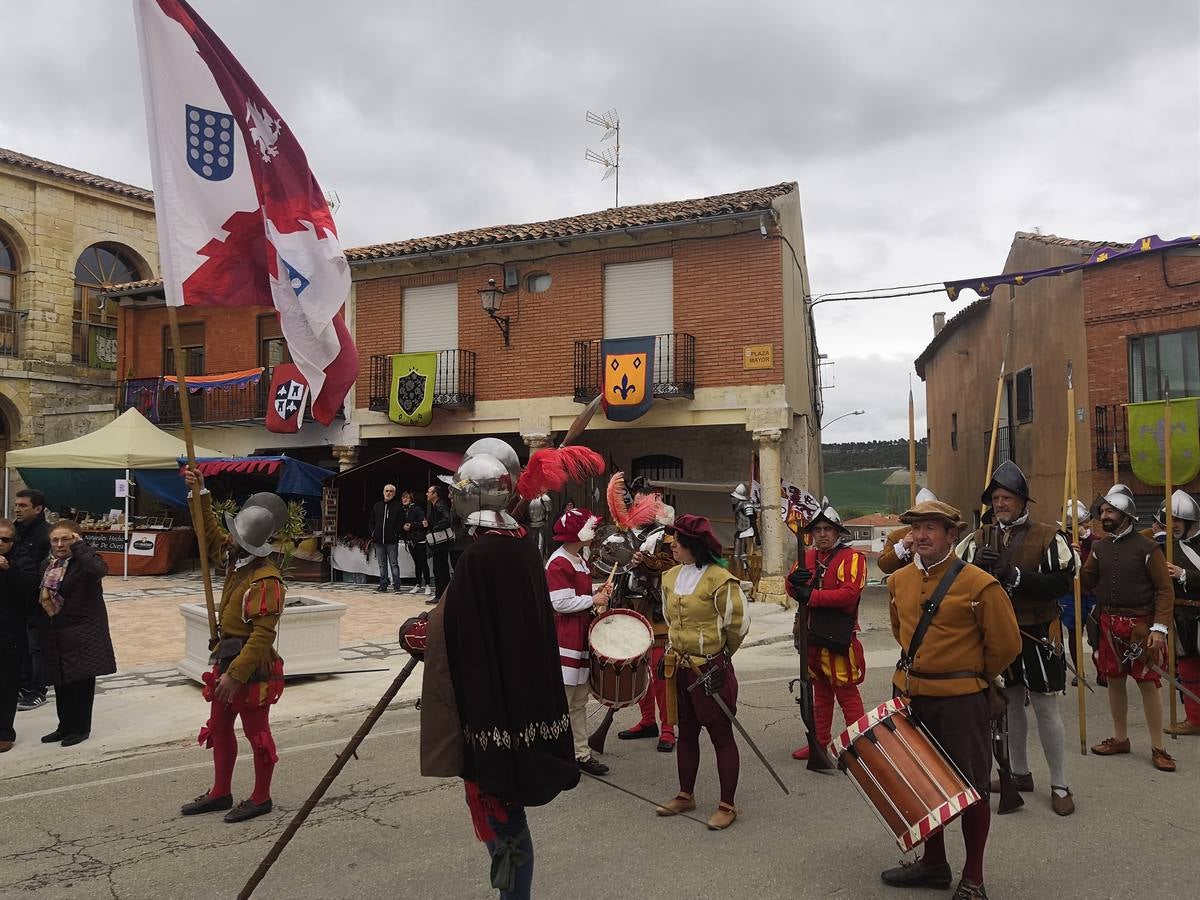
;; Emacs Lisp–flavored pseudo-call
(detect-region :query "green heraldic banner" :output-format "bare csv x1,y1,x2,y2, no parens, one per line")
1127,398,1200,486
389,353,438,426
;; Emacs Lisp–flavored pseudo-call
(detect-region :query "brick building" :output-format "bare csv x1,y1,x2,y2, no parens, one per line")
0,148,159,500
111,182,821,601
918,231,1200,523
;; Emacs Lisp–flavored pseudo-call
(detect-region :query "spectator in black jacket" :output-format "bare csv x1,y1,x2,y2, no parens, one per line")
12,489,51,711
400,489,431,596
424,483,453,603
0,517,34,752
369,485,404,593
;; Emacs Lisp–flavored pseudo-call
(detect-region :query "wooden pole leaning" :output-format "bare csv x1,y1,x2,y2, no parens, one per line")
980,366,1006,522
1067,362,1087,754
1163,379,1178,735
167,304,218,643
908,386,917,507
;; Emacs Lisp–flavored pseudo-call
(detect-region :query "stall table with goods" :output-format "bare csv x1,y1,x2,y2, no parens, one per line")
79,521,196,576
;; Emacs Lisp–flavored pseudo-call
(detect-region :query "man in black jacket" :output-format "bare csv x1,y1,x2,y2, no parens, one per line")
0,517,34,751
369,484,403,593
12,489,50,711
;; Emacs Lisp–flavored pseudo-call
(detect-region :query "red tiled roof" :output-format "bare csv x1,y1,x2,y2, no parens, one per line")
103,182,798,295
344,182,797,261
1013,231,1130,253
0,147,153,203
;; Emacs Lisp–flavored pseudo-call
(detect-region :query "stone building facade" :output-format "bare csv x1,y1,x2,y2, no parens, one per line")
0,148,158,498
918,231,1200,523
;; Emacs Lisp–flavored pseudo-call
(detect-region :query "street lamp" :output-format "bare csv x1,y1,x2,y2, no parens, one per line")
824,409,865,428
478,278,510,346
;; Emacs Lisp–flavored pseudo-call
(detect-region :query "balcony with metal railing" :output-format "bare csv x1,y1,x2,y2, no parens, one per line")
0,309,19,358
368,349,476,412
1094,404,1127,471
117,370,346,425
573,332,696,403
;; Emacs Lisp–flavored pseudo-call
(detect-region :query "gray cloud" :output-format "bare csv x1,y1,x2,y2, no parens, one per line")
2,0,1196,440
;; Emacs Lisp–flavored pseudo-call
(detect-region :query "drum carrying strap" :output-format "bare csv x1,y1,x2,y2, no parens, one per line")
897,558,966,683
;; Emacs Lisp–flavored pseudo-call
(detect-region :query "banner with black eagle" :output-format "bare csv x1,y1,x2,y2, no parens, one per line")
601,335,655,422
389,353,437,426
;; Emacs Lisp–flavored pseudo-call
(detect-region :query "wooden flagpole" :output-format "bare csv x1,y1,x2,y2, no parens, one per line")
908,383,917,507
1067,362,1087,754
167,305,218,643
980,354,1008,521
1163,377,1178,735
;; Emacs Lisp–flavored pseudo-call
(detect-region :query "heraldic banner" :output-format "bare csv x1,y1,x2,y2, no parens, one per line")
390,353,438,426
1127,398,1200,486
266,363,309,434
601,335,655,422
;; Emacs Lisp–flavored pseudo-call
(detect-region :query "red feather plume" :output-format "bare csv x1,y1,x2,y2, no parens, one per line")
607,472,631,529
625,492,665,529
517,445,607,500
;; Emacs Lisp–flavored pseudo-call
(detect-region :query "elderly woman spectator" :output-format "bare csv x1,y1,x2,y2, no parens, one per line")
36,520,116,747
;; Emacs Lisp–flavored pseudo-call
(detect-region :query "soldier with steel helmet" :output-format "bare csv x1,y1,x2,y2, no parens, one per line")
1162,489,1200,736
1081,487,1177,770
958,461,1077,816
178,472,290,824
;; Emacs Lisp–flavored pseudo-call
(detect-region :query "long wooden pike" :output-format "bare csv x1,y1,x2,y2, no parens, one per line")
979,311,1013,522
1163,377,1179,736
908,381,917,508
1066,361,1088,754
167,305,218,644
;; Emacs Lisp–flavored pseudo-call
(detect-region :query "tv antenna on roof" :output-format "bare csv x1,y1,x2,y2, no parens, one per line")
585,108,620,207
324,190,341,216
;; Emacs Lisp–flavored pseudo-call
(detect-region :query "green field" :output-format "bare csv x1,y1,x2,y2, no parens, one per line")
821,468,898,516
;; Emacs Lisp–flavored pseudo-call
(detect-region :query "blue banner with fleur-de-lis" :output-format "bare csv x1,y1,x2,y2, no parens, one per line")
601,335,656,422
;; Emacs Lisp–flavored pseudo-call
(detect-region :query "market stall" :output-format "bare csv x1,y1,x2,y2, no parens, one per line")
326,448,462,581
6,408,223,578
80,525,196,576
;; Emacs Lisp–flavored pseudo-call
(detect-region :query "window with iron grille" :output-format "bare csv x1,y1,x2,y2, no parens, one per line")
1015,367,1033,423
1129,329,1200,401
951,412,958,451
74,243,140,368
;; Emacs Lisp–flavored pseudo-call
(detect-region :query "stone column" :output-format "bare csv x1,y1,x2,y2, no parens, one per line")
753,428,789,608
332,444,359,472
521,432,551,451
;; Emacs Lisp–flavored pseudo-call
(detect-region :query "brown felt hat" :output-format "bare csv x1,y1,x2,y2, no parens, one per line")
900,499,966,530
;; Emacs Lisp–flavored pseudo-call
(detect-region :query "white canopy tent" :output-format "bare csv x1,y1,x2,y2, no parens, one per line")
6,408,223,577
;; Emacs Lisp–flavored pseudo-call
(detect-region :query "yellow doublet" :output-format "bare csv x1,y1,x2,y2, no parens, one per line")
662,564,749,662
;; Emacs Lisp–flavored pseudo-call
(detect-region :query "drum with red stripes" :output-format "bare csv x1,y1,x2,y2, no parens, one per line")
828,697,982,851
588,608,653,708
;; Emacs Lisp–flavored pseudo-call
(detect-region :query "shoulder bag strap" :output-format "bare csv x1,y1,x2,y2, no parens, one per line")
898,557,966,671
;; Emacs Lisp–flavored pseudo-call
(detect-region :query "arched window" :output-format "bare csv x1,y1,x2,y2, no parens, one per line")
73,243,141,368
0,234,18,357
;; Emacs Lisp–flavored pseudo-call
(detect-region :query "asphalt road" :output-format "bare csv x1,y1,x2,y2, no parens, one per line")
3,636,1197,899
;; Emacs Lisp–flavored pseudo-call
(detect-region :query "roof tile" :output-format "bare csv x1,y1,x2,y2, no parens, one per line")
0,146,153,203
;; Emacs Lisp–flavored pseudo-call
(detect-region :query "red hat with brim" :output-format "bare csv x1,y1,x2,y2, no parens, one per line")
670,514,722,556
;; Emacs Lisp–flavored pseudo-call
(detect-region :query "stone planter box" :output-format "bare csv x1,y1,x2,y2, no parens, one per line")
177,595,349,683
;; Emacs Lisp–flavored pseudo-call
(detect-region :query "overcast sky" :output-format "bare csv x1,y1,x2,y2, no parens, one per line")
4,1,1198,441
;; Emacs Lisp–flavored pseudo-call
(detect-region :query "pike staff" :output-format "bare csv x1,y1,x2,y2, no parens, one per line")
1164,377,1179,736
1066,361,1087,754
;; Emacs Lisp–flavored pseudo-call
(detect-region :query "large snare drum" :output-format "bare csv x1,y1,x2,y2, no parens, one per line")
829,697,982,851
588,609,653,708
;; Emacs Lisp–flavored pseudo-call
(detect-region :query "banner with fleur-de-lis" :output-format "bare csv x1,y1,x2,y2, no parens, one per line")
601,335,655,422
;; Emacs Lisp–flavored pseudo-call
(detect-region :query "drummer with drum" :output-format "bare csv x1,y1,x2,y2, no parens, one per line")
546,507,613,777
883,498,1020,900
654,514,750,831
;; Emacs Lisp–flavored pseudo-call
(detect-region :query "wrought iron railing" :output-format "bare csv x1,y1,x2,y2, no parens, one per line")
368,349,476,412
1095,403,1128,471
117,369,345,425
573,332,696,403
0,309,18,358
983,424,1015,468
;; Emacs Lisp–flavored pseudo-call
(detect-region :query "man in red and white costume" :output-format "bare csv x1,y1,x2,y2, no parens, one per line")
546,508,612,776
786,503,867,761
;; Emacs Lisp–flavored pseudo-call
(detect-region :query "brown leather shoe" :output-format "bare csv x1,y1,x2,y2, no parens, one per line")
706,801,737,830
1050,787,1075,816
1151,747,1177,772
655,792,696,817
1164,720,1200,736
0,740,13,753
989,771,1034,793
1090,736,1130,755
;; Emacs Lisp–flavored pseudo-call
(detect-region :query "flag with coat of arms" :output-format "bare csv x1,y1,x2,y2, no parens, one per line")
132,0,357,426
265,363,308,434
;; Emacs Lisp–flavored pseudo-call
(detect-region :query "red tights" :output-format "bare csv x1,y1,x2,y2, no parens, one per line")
675,667,739,805
635,645,674,738
920,801,990,885
1179,657,1200,725
813,680,865,744
202,698,277,804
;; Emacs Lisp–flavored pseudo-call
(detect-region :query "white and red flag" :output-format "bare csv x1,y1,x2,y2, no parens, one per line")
133,0,356,425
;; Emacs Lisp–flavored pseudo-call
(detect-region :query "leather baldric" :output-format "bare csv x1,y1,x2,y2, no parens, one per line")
897,557,966,675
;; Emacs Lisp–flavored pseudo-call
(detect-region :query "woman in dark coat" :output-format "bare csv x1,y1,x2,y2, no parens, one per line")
37,520,116,747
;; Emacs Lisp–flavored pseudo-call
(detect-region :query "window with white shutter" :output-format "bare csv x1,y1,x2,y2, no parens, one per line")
603,258,674,376
403,282,458,392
